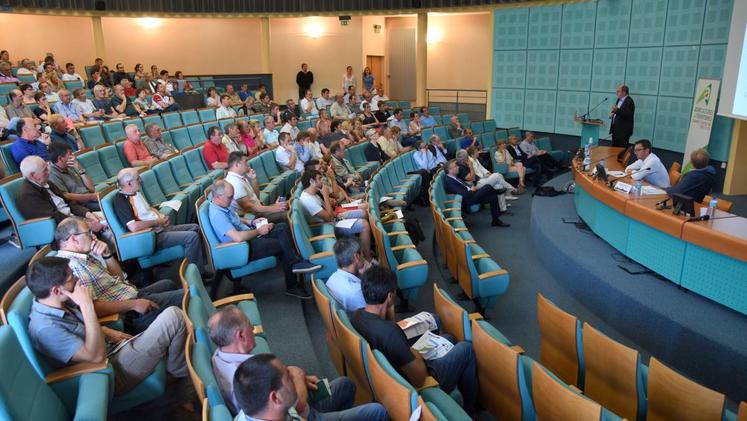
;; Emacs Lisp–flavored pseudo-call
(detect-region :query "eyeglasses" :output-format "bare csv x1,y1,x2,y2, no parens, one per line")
68,229,93,240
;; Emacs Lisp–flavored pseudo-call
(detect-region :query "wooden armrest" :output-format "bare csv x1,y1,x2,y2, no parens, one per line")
445,216,462,222
309,234,336,242
212,293,256,307
46,360,109,384
164,192,178,198
464,239,476,244
393,184,407,189
215,241,244,249
468,312,484,321
478,269,508,279
20,216,54,225
416,376,440,392
98,313,120,324
569,384,582,394
254,325,264,335
511,345,525,354
387,231,409,236
310,251,333,260
443,199,459,204
444,207,461,212
309,221,334,228
396,260,427,270
454,228,468,232
258,182,270,188
390,244,416,251
471,253,490,260
382,218,404,224
121,228,153,238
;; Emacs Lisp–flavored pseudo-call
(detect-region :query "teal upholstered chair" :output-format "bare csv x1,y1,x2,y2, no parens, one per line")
0,174,56,248
102,120,126,143
169,154,213,191
180,110,201,126
77,149,115,190
170,126,195,150
161,111,183,129
0,326,110,421
122,117,145,134
184,148,223,181
96,144,126,178
0,141,19,176
79,125,107,148
139,169,188,224
373,220,427,304
99,188,185,268
63,79,84,90
289,206,336,281
152,161,201,218
198,107,217,122
141,114,163,129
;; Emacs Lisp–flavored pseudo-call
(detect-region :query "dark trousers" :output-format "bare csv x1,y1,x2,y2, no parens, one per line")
126,279,183,333
611,133,631,149
248,222,301,288
410,168,435,205
523,156,544,184
463,184,502,221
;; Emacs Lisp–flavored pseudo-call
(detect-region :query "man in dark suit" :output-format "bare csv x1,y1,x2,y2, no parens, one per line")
443,160,509,227
507,134,543,185
609,84,635,148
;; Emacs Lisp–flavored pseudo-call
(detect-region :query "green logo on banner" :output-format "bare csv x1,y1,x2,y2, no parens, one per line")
696,83,712,106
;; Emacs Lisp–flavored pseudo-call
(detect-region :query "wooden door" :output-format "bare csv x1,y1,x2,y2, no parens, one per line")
366,55,384,91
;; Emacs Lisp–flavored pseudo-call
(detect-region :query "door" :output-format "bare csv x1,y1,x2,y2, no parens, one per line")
366,55,384,92
387,27,416,101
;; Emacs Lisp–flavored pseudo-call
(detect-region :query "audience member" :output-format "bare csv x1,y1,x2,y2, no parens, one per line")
362,67,375,92
152,81,180,112
420,107,437,128
0,61,20,83
53,89,82,122
326,238,371,312
123,124,159,167
364,129,389,163
47,142,99,211
625,139,670,188
447,115,464,139
455,148,511,213
330,93,348,120
316,88,334,111
111,63,130,86
495,140,527,192
112,167,205,270
329,142,363,195
262,115,280,147
6,89,34,120
224,152,288,222
275,132,304,173
374,101,391,122
296,63,314,99
19,83,36,105
253,93,272,114
279,114,300,141
40,81,60,102
91,84,123,119
205,87,220,107
520,131,559,172
16,59,37,78
342,66,356,91
26,256,187,395
216,94,238,119
221,123,247,154
665,148,715,203
111,84,140,117
10,117,50,165
33,92,53,122
203,126,230,170
507,134,542,185
72,88,104,121
225,84,242,106
142,123,178,159
443,160,509,227
371,88,388,111
237,83,252,102
300,89,319,117
133,88,154,115
351,265,479,415
208,180,320,298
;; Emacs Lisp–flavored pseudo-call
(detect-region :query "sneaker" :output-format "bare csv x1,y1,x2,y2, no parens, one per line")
506,195,519,201
291,260,323,274
285,285,312,299
8,234,20,249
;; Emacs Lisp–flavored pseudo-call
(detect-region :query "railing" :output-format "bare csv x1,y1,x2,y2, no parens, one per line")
426,88,487,121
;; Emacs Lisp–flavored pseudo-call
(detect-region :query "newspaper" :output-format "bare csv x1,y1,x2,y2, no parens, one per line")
641,186,667,196
412,331,454,360
397,311,438,339
159,199,182,212
107,332,143,356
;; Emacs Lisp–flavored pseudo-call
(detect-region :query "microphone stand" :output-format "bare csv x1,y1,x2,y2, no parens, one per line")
582,97,609,121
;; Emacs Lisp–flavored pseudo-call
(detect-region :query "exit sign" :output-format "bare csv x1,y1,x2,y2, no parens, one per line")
341,20,349,26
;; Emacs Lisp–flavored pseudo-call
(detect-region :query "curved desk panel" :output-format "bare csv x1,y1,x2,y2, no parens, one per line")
573,147,747,315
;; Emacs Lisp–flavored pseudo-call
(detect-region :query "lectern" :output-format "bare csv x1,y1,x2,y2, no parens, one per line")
574,113,605,147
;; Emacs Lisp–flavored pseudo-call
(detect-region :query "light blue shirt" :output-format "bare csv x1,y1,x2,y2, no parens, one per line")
294,142,310,163
413,149,437,171
326,268,366,312
421,115,437,128
263,128,279,146
53,100,81,121
208,201,250,243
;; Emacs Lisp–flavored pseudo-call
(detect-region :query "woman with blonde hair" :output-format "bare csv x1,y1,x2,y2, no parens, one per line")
495,139,526,192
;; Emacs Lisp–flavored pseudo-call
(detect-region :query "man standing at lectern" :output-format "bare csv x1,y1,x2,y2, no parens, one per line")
609,84,635,148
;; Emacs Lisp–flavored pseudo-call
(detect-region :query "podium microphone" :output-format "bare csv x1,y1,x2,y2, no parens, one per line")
584,97,609,120
606,167,650,188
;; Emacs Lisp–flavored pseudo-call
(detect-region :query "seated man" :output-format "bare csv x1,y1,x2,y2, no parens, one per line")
326,238,370,312
209,180,320,298
315,88,334,111
274,132,304,173
371,88,388,111
625,139,670,188
47,142,100,211
92,84,123,120
123,124,159,167
507,134,542,185
151,82,180,112
142,123,178,159
520,132,559,172
455,148,513,213
5,89,35,120
222,123,246,154
329,142,363,195
225,84,242,106
48,114,84,151
111,84,140,117
61,62,84,82
419,106,437,128
329,93,348,120
216,317,387,421
299,170,373,261
26,256,187,395
10,117,51,165
262,116,280,147
72,88,105,121
55,217,183,333
351,265,478,416
216,94,238,120
224,151,288,223
53,89,82,123
203,126,230,170
665,148,715,203
447,115,464,139
300,89,319,117
17,156,107,238
280,114,300,141
113,167,205,271
444,159,509,227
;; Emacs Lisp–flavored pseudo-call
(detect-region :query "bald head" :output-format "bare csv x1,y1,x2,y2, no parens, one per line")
20,155,48,184
117,168,140,193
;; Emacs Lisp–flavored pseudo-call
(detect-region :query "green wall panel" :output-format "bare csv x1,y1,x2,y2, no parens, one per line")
493,7,528,50
664,0,706,46
595,0,632,48
528,5,563,50
524,89,557,133
526,50,560,89
562,2,597,49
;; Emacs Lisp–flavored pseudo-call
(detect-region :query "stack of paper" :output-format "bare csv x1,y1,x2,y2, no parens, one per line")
412,331,454,360
397,312,438,339
159,200,182,212
335,219,358,229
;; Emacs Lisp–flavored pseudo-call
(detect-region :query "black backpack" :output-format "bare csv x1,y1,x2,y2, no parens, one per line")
402,211,425,245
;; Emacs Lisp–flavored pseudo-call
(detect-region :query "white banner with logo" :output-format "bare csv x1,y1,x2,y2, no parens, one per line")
683,78,721,172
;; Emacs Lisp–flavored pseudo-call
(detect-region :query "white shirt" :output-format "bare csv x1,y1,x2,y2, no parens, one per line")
211,349,252,414
300,97,319,116
225,171,259,213
326,269,366,312
216,105,237,120
316,96,334,111
279,123,300,141
308,141,323,160
62,73,83,82
72,99,97,120
371,95,388,111
299,190,324,223
625,152,670,188
275,145,303,172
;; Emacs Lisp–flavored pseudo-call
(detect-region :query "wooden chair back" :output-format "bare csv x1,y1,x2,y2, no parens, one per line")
365,344,413,420
417,396,442,421
0,276,25,325
669,161,682,187
582,322,640,420
433,285,467,342
185,333,206,402
647,357,725,421
30,244,52,264
331,309,373,402
532,361,602,421
449,228,474,298
737,401,747,421
472,319,524,421
537,293,580,387
703,195,734,213
310,276,346,376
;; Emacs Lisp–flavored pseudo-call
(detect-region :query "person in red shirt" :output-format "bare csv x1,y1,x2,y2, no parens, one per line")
202,126,229,170
123,125,158,167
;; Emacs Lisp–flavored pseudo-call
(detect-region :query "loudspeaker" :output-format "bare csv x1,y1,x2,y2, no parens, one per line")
95,1,106,11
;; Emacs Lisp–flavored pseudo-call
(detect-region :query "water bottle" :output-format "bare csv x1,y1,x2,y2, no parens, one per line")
708,198,718,218
634,180,642,197
583,138,592,171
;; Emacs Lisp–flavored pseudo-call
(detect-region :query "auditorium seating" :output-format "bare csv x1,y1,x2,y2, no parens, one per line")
537,293,584,389
0,173,57,248
310,276,346,376
669,161,682,187
331,308,374,403
139,168,189,224
288,194,337,280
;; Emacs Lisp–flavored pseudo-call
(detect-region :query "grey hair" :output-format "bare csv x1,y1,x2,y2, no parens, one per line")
124,124,139,137
55,216,86,247
144,123,160,136
19,155,45,179
207,305,249,347
212,179,231,197
333,237,361,268
455,149,469,161
117,168,137,187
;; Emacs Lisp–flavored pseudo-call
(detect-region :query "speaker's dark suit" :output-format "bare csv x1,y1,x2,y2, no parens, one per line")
609,96,635,148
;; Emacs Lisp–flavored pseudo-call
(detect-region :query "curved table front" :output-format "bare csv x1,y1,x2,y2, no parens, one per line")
573,147,747,315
